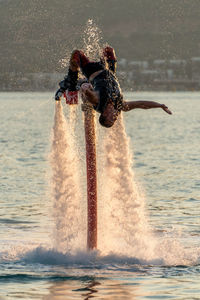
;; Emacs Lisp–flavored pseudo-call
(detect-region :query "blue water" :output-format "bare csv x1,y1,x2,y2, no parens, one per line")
0,92,200,299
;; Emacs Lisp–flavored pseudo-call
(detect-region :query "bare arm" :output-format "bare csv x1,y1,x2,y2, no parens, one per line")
122,100,172,115
80,84,99,105
84,89,99,105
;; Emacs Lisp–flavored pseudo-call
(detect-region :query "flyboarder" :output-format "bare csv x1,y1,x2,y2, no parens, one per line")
55,47,172,128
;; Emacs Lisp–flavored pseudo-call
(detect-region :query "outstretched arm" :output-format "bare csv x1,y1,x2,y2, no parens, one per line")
122,100,172,115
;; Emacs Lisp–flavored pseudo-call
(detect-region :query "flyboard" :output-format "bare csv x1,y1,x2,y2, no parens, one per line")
56,84,97,251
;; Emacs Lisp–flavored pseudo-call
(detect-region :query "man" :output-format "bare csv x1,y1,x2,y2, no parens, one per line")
55,47,172,127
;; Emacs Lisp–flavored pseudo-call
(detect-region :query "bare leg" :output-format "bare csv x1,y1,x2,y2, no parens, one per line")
69,50,90,72
102,46,117,73
55,50,93,99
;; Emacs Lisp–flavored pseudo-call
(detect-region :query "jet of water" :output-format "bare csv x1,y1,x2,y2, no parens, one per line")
98,115,156,259
50,102,86,253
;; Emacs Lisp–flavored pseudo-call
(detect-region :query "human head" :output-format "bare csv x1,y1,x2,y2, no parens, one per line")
99,101,120,128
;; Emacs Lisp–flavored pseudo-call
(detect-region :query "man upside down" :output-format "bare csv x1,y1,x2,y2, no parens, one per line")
55,46,172,128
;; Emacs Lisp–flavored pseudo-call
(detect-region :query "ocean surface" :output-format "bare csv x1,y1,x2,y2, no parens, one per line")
0,91,200,299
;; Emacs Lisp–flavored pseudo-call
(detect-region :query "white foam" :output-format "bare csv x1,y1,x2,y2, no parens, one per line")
1,243,198,267
21,246,163,267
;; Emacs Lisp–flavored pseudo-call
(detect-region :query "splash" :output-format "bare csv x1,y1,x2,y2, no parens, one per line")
50,102,86,253
59,19,102,70
59,57,70,68
155,234,200,266
22,246,162,266
97,115,200,265
83,19,103,59
98,115,156,259
49,20,200,266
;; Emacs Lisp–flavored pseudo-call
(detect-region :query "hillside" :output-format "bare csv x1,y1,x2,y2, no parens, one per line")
1,0,200,73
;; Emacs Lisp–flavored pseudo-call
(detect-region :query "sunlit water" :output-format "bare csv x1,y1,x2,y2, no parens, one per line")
0,92,200,299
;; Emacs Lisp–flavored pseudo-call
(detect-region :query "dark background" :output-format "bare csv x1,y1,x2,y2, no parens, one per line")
1,0,200,91
1,0,200,73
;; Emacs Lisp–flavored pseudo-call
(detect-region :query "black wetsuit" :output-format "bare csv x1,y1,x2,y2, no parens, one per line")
58,59,123,113
82,62,123,113
90,69,123,113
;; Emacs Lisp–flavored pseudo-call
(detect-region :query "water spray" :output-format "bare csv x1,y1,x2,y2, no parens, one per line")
52,19,150,254
56,89,97,251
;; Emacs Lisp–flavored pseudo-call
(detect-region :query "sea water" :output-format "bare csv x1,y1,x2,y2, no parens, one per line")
0,91,200,299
